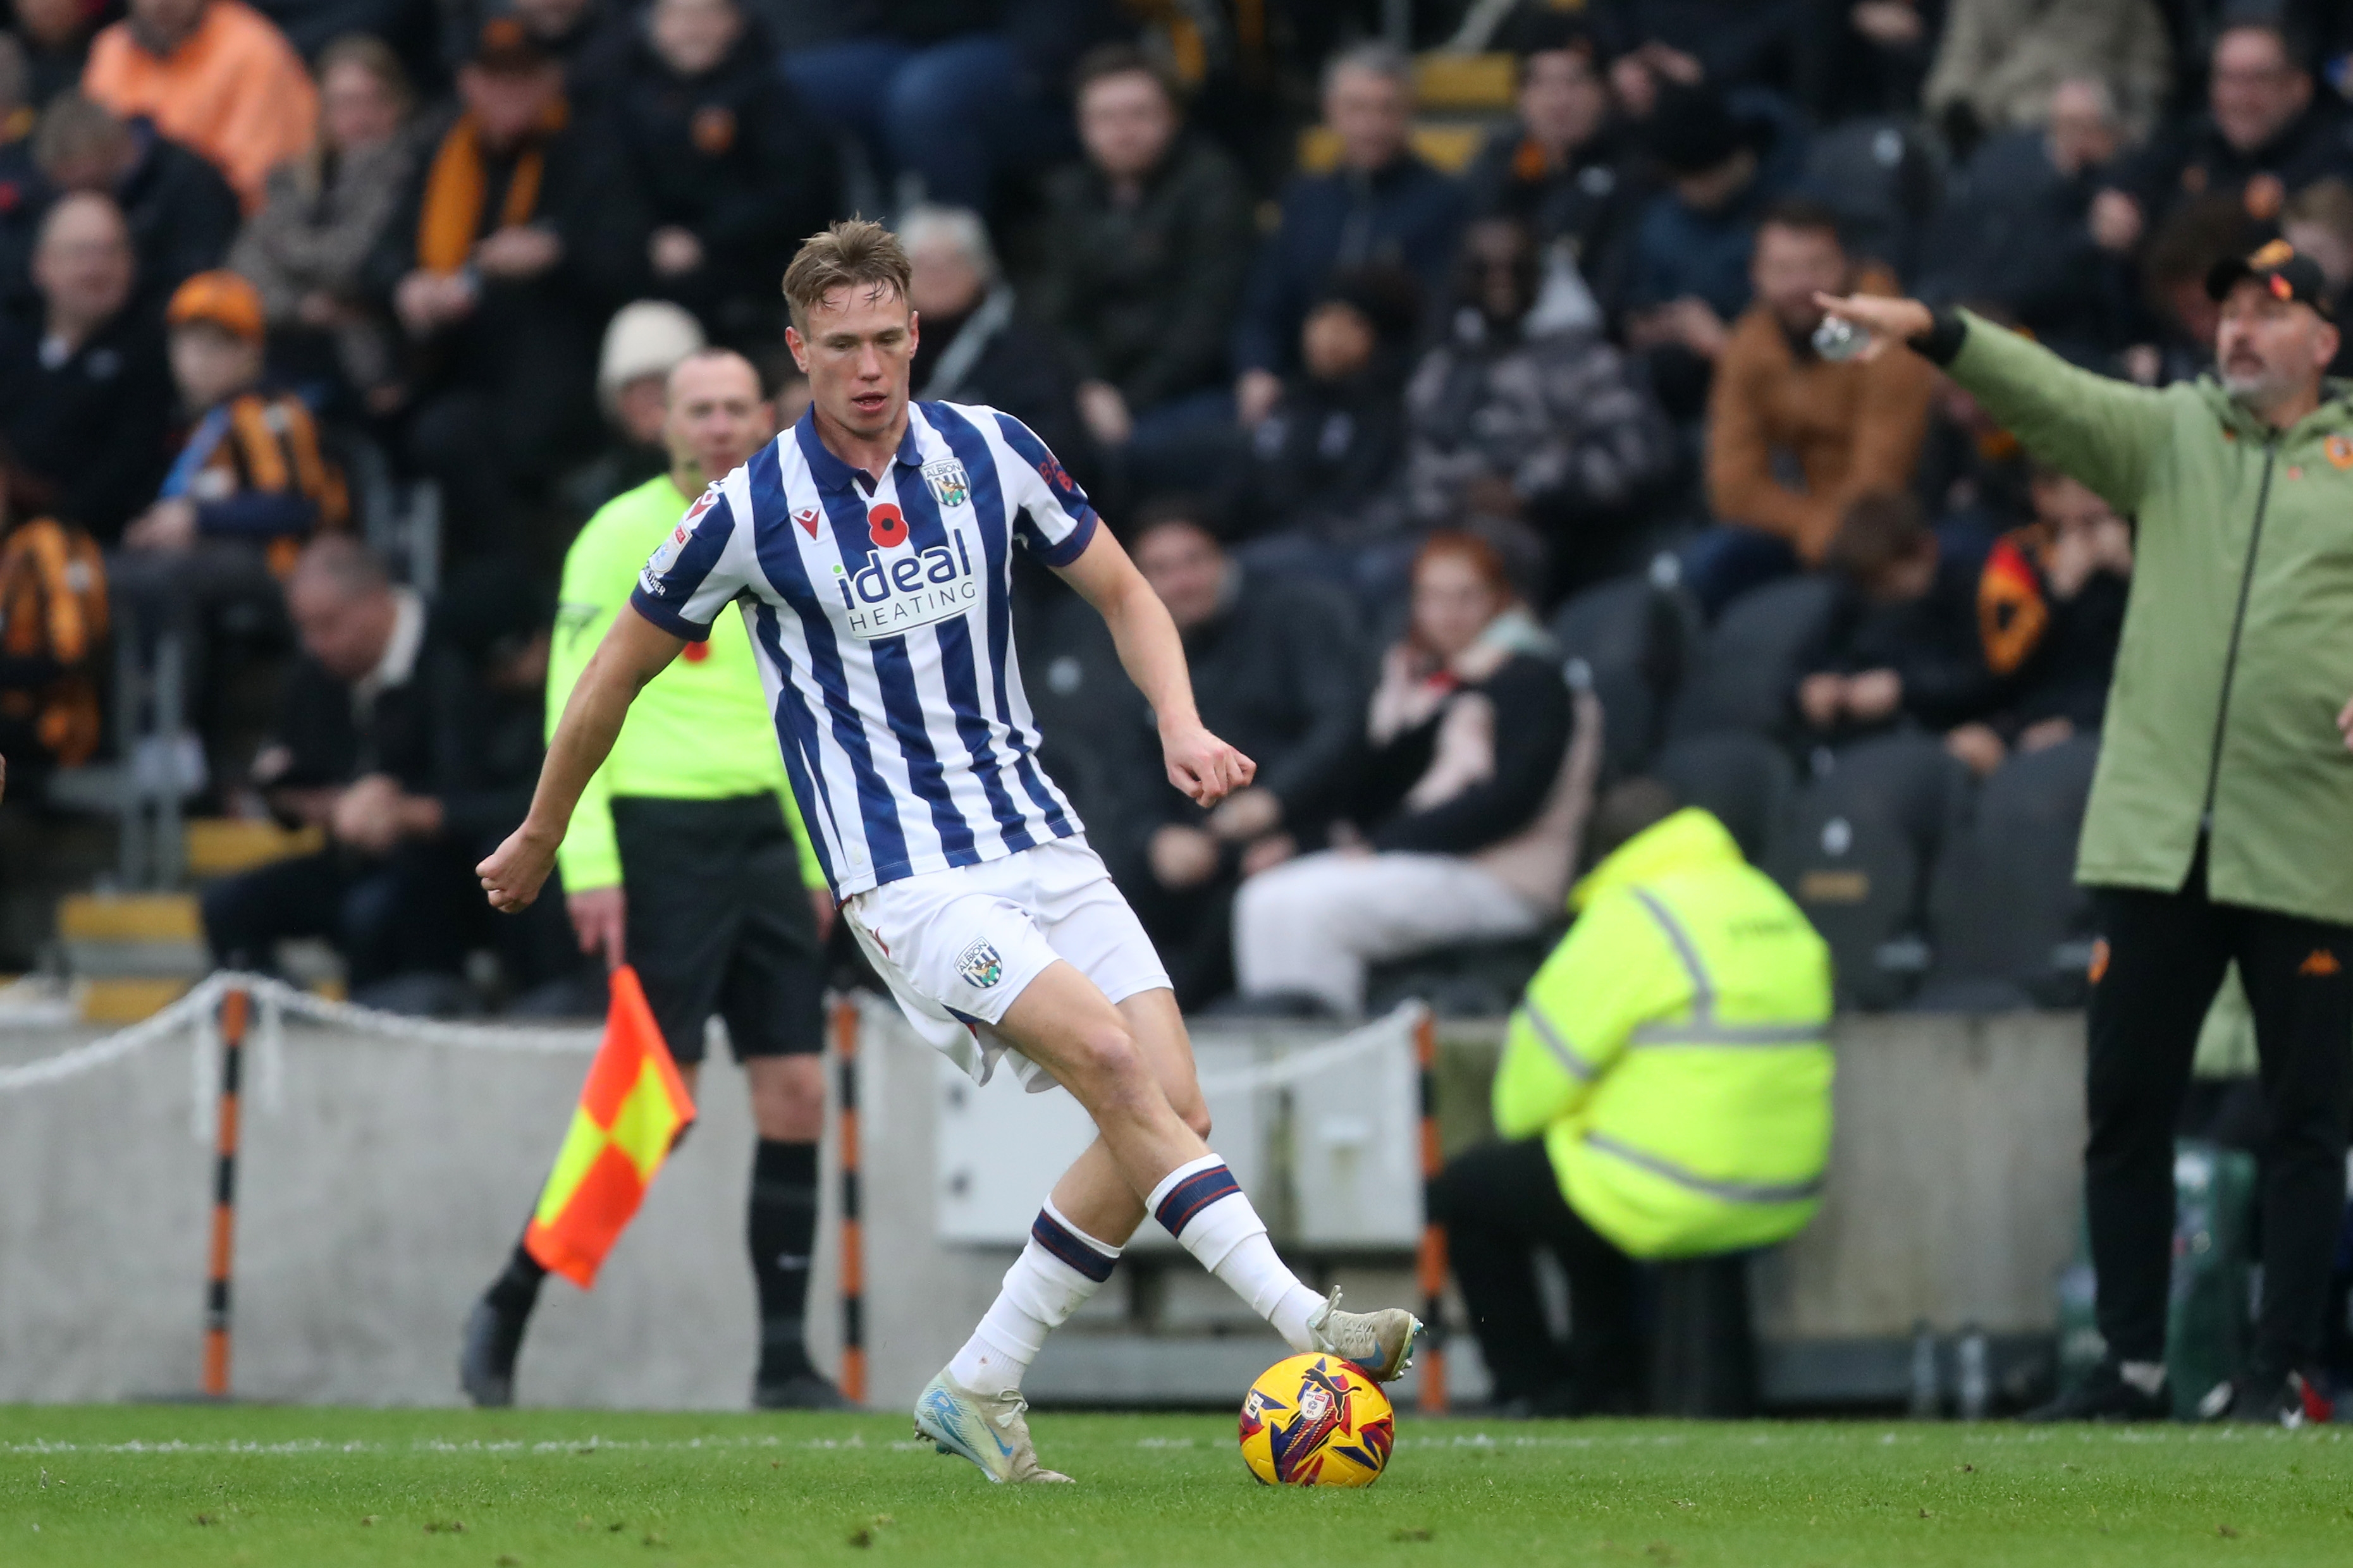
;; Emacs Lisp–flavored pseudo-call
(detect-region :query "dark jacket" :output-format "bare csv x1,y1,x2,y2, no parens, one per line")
1124,567,1365,842
116,123,244,308
0,307,176,541
1356,650,1573,855
1460,119,1643,281
911,286,1092,487
1033,136,1254,412
587,22,838,317
1232,153,1466,377
265,601,542,848
2110,94,2353,231
1917,128,2127,358
1801,554,1999,734
363,106,606,405
1232,355,1411,539
1592,0,1805,92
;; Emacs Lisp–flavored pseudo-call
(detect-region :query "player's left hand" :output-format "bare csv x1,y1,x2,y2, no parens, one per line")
478,823,561,914
1162,723,1255,808
2337,692,2353,751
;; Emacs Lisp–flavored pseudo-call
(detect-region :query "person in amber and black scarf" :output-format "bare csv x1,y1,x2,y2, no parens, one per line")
366,20,606,573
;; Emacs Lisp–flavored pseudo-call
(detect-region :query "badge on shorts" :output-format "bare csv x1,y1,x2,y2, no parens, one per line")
923,459,971,510
956,938,1004,989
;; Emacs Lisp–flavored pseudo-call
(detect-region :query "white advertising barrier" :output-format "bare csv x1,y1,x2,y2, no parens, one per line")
932,1004,1426,1249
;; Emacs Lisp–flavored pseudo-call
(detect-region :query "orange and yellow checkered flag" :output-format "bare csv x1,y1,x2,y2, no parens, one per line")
523,965,696,1288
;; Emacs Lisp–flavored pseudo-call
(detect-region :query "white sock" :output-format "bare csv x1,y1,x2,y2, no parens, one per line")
1148,1155,1325,1352
946,1199,1120,1397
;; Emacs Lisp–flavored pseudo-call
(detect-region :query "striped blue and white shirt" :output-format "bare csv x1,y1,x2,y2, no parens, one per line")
628,401,1096,897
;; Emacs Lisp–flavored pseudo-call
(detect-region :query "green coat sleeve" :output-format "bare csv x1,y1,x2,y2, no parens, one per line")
1491,894,1688,1140
550,520,624,893
1942,309,2176,517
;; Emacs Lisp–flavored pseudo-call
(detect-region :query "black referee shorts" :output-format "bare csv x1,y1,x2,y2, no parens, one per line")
611,794,825,1065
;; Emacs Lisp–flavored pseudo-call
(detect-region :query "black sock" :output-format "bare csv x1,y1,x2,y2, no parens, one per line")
485,1239,546,1323
749,1139,820,1385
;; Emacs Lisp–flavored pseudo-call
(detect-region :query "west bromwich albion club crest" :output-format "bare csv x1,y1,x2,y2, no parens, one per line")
956,939,1004,989
923,459,971,510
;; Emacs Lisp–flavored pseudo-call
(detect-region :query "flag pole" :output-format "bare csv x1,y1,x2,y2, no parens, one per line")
202,984,250,1398
832,996,866,1404
1414,1009,1447,1414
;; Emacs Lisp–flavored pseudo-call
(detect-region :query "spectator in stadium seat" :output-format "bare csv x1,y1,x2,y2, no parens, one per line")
1461,15,1641,315
562,297,704,522
775,0,1112,214
2282,178,2353,371
1225,266,1417,548
1400,217,1677,603
441,0,630,92
1923,0,2169,148
1915,77,2134,362
1685,199,1933,612
1797,0,1941,126
13,0,104,106
1231,41,1466,429
1619,82,1801,423
1105,499,1365,1008
588,0,837,345
33,91,242,309
111,269,348,774
2091,18,2353,260
369,20,603,570
1795,491,2000,758
226,33,415,410
1231,531,1588,1018
0,35,46,321
1034,45,1253,477
202,535,575,1003
82,0,319,211
900,203,1090,486
1944,465,2132,775
0,192,175,542
2127,192,2258,388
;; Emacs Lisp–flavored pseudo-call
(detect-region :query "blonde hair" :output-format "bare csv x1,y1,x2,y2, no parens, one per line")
782,218,912,331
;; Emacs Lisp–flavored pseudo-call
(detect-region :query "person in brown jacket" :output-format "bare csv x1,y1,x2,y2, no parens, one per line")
1685,197,1933,613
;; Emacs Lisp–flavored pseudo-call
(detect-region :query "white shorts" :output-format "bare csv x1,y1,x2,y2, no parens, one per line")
843,837,1171,1091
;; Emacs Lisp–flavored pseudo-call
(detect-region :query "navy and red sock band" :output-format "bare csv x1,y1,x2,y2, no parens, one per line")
1153,1162,1240,1237
1031,1209,1117,1283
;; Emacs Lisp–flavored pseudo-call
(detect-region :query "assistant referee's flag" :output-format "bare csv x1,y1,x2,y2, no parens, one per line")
523,965,696,1288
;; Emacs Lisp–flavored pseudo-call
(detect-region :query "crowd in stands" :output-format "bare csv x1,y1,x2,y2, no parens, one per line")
3,0,2352,1015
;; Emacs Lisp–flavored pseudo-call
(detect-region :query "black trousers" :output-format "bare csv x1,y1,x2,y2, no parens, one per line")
2086,855,2353,1371
1430,1137,1642,1411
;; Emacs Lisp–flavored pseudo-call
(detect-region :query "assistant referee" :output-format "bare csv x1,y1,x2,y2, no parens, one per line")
1824,244,2353,1427
459,348,844,1410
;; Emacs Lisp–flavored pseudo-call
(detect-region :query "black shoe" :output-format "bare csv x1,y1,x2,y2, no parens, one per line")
754,1371,853,1411
2020,1360,2169,1422
2209,1368,2331,1428
458,1298,524,1407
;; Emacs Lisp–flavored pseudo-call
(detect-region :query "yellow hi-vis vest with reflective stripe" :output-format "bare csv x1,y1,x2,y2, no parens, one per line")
1492,808,1835,1259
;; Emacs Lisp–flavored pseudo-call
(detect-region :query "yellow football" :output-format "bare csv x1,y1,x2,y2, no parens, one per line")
1238,1352,1395,1487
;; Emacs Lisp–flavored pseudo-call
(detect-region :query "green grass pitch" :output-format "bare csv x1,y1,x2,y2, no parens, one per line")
3,1404,2349,1566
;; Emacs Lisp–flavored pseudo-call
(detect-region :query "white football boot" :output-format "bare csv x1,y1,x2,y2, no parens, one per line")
1306,1289,1423,1381
912,1370,1074,1484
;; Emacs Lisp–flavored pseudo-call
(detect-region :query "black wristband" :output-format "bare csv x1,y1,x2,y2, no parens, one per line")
1910,309,1967,365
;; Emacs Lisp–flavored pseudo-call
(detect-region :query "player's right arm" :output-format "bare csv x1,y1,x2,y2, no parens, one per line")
479,605,684,912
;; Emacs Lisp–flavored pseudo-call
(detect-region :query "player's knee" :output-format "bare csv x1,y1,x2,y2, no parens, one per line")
1069,1019,1147,1094
1175,1095,1213,1141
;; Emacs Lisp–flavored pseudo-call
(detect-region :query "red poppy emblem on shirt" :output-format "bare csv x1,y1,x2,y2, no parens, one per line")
868,503,907,546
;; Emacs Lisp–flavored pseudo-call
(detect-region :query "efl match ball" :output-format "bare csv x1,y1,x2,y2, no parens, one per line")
1238,1352,1395,1487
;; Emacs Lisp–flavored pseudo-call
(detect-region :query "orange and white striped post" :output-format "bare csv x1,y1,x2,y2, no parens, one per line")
1414,1010,1448,1414
202,985,250,1398
831,996,866,1404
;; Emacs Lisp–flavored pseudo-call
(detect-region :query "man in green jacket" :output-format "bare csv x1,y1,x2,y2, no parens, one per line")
1433,781,1833,1414
460,348,844,1410
1824,242,2353,1426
